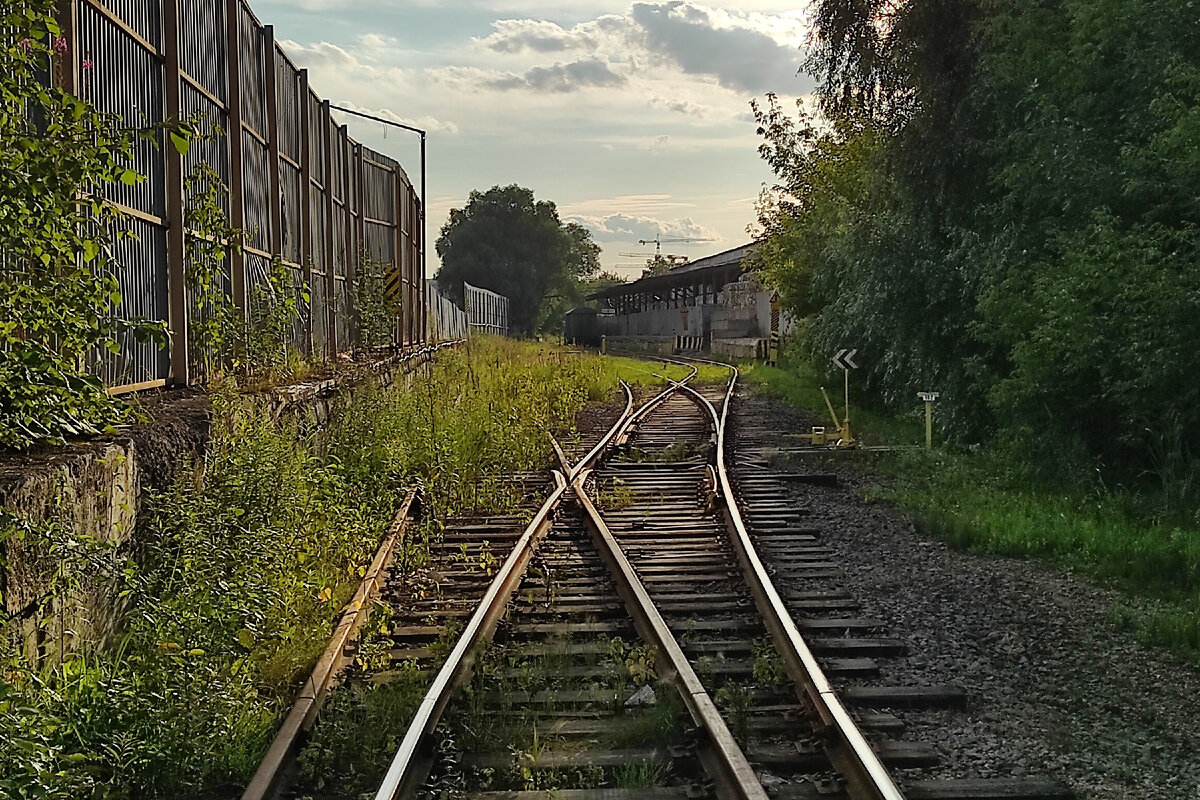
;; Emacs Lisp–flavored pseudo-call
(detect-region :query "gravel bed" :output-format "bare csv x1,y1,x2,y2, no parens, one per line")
735,387,1200,800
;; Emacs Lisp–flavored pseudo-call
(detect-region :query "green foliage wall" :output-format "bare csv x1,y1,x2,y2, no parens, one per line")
0,339,614,797
757,0,1200,484
0,4,166,447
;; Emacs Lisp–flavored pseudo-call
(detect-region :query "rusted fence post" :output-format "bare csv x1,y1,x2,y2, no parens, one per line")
321,100,336,356
351,142,366,349
298,70,313,355
398,167,412,345
264,26,283,261
162,0,190,384
54,1,78,94
341,131,354,349
225,0,247,314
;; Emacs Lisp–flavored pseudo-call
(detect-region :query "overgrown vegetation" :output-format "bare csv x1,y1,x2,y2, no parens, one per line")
356,254,398,350
1,1,321,448
596,355,729,387
754,0,1200,493
0,4,189,447
748,0,1200,660
426,631,680,795
183,158,309,386
0,339,625,798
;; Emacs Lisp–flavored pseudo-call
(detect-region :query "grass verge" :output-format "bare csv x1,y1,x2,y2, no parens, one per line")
593,353,732,387
739,358,1200,662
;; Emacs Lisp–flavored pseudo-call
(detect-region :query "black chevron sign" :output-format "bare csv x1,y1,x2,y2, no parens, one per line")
383,266,404,303
833,348,858,370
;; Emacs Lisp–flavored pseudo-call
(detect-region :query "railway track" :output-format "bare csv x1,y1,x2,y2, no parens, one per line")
244,358,1074,800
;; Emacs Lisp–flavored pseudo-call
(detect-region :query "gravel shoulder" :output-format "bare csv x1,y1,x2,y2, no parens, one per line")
736,387,1200,800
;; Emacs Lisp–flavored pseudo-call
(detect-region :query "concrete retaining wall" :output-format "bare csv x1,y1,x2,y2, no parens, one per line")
711,337,766,360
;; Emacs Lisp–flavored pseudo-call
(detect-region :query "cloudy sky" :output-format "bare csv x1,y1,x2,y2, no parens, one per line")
256,0,816,278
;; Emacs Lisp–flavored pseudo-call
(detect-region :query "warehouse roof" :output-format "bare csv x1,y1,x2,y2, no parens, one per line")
589,242,757,300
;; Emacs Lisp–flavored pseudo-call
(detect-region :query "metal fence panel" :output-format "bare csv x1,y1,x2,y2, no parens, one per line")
464,282,509,336
55,0,430,390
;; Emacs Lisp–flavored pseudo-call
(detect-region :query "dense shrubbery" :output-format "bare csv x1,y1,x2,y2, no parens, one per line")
755,0,1200,499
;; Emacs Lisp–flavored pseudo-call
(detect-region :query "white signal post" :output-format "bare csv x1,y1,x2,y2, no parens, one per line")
831,348,858,447
918,391,940,449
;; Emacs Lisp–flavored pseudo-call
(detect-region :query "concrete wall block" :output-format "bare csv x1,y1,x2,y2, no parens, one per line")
711,338,765,360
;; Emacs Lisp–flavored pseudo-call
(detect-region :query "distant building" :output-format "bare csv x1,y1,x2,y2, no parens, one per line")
589,243,790,359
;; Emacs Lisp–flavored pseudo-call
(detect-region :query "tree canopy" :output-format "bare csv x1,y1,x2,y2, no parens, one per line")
756,0,1200,487
434,184,600,335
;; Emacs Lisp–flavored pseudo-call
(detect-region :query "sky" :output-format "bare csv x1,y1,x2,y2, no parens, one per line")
255,0,817,279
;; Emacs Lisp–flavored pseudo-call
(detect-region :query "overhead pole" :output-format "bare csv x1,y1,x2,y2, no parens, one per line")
328,104,426,298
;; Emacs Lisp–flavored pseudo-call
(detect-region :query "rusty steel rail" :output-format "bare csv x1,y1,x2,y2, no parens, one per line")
569,468,770,800
678,370,906,800
242,487,422,800
374,472,570,800
373,383,636,800
551,373,697,479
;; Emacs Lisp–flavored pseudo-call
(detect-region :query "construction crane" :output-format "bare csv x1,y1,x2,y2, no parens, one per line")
637,234,714,256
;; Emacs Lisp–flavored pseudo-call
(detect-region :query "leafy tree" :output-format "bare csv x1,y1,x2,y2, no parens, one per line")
758,0,1200,488
434,185,600,335
537,270,625,334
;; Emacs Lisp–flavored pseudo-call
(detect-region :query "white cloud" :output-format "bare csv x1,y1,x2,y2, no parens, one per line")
264,2,815,275
477,18,599,53
649,95,707,116
563,194,695,214
487,57,627,92
566,211,721,244
330,102,459,134
278,39,361,69
629,1,805,93
640,134,672,151
358,32,396,48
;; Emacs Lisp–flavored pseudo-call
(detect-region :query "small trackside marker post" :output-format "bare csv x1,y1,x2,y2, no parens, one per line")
918,391,940,449
831,348,858,448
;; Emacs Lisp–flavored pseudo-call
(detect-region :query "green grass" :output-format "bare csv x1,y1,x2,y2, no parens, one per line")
738,358,924,445
611,758,669,789
295,666,429,795
740,356,1200,662
594,354,732,387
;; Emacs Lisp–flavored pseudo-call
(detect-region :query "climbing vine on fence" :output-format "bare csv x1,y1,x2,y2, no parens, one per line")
356,254,395,350
184,154,308,385
0,3,191,449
